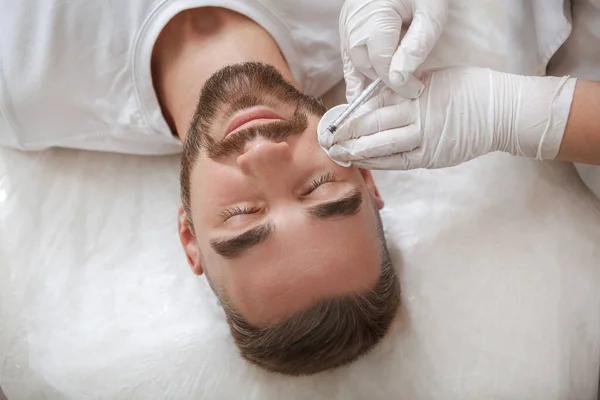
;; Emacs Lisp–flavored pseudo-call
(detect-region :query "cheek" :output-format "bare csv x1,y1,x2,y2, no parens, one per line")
190,162,251,217
294,127,364,182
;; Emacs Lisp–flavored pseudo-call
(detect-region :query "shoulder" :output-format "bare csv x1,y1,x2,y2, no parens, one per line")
0,0,178,152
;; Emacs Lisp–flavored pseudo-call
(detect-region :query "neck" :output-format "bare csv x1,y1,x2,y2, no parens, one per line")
151,7,297,141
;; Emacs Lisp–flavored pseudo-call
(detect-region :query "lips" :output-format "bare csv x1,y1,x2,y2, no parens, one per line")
225,108,283,137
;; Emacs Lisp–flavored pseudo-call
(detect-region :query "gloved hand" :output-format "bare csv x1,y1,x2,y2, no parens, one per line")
323,67,577,170
340,0,448,102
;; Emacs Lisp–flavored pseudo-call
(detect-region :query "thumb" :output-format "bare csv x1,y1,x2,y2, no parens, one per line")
391,74,424,99
388,3,447,89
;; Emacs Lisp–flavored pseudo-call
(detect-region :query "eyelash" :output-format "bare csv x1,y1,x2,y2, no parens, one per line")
302,172,338,196
219,205,261,221
219,172,338,221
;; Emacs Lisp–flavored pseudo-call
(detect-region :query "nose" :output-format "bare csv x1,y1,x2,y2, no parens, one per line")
237,138,293,177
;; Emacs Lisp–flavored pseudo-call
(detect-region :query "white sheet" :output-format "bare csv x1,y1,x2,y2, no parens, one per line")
2,1,600,399
576,165,600,201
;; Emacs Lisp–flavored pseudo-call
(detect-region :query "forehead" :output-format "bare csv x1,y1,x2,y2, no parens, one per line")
205,193,383,326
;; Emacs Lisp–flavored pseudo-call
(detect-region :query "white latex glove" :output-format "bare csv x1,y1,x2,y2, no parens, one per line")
323,67,577,170
340,0,448,102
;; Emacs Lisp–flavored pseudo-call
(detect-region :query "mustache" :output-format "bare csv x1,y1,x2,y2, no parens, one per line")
203,108,309,160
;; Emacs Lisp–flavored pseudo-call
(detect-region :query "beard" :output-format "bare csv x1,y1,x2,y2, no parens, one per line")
186,62,326,160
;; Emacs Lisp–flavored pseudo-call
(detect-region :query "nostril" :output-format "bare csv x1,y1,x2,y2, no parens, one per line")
243,139,290,155
238,140,292,172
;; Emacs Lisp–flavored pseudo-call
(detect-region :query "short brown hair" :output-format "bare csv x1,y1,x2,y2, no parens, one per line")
221,216,400,375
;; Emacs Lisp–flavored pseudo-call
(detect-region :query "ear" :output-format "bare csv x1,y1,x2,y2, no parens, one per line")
359,169,385,209
178,206,204,275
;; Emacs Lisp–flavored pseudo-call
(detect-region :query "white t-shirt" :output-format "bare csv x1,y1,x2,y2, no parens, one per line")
0,0,344,155
504,0,600,78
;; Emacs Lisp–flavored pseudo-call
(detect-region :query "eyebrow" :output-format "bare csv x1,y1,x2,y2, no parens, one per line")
306,189,363,219
210,221,274,259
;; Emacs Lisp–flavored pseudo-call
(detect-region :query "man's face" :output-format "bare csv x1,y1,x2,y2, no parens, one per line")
179,63,386,326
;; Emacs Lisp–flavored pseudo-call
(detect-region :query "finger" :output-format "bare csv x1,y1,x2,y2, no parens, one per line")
348,45,378,82
332,100,414,143
343,53,369,103
351,89,390,114
340,0,377,98
329,125,421,161
364,28,402,88
318,104,349,150
318,128,333,150
388,5,447,89
390,74,425,99
350,153,417,171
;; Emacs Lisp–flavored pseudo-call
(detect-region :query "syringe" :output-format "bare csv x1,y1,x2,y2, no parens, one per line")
326,78,384,135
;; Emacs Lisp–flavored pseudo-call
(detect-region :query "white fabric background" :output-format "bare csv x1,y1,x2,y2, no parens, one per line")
1,1,600,399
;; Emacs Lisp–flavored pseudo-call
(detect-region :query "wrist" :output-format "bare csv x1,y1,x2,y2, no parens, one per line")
492,71,576,159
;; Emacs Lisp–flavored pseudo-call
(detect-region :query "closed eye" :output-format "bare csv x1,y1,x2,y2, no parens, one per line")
219,172,338,221
218,205,261,221
302,172,338,196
